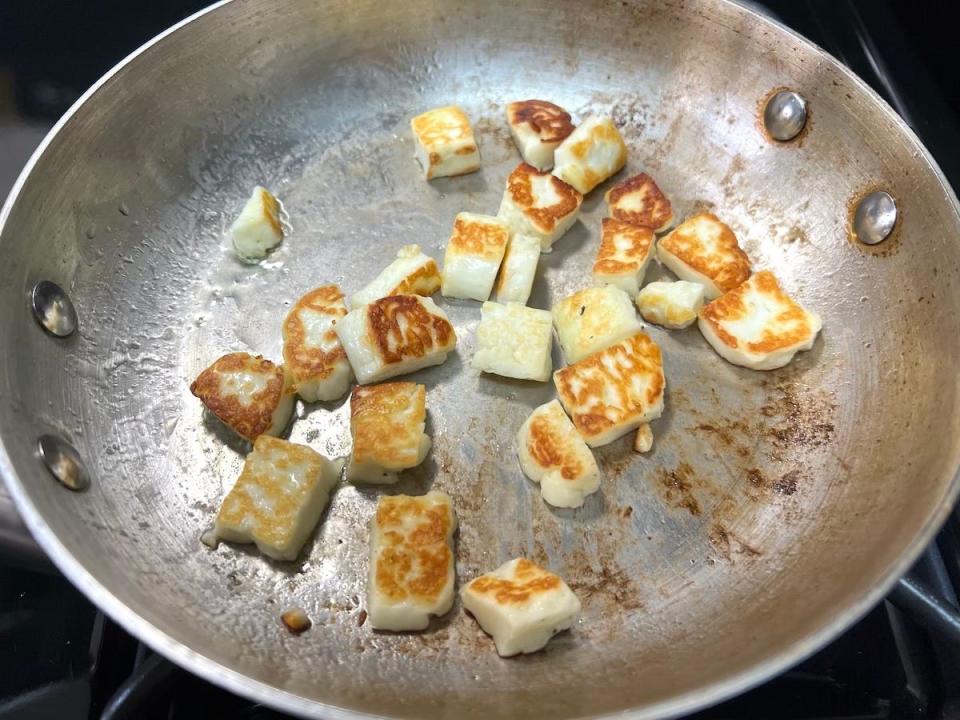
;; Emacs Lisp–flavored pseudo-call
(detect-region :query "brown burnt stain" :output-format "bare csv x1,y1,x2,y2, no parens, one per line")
775,469,801,496
620,505,634,519
357,609,367,627
656,463,701,516
709,523,762,561
846,183,903,257
695,421,754,459
609,97,649,139
770,223,808,245
756,86,813,147
760,382,837,453
474,116,520,153
567,561,643,612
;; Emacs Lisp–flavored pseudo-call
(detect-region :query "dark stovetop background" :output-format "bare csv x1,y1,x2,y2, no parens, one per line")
1,1,959,719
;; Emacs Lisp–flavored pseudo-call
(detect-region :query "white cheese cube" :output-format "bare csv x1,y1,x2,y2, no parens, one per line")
551,285,642,364
634,424,654,453
410,106,480,180
347,382,430,484
553,332,665,447
605,172,674,232
517,399,600,508
334,294,457,384
472,301,553,382
505,99,575,171
461,558,581,656
497,162,583,252
440,213,509,301
230,186,283,262
209,436,339,561
591,218,655,297
282,285,354,402
350,244,442,309
657,213,752,300
367,491,456,631
552,116,627,194
698,270,823,370
190,352,294,441
636,280,705,329
495,234,540,305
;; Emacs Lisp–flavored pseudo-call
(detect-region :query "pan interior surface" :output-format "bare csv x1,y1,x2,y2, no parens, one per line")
2,0,960,718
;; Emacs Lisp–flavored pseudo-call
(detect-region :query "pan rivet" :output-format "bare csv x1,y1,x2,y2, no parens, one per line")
853,191,897,245
30,281,78,337
764,90,807,142
37,435,89,491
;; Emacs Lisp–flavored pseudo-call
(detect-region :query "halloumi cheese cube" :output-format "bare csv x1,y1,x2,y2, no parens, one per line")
506,99,576,171
495,234,540,305
209,436,339,561
440,213,509,301
230,186,284,262
334,294,457,384
282,285,353,402
472,301,553,382
497,163,583,252
190,352,294,441
350,244,441,309
367,491,456,631
517,399,600,508
657,213,751,300
634,424,654,453
698,270,823,370
605,173,673,232
410,105,480,180
461,558,581,657
552,115,627,194
347,382,430,483
636,280,705,330
554,332,665,447
591,219,655,297
551,285,643,364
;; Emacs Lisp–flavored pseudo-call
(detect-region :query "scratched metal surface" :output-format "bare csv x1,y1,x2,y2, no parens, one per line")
2,0,960,718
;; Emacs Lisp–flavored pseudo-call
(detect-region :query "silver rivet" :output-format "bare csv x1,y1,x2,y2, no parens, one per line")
37,435,89,491
31,281,78,337
764,90,808,142
853,191,898,245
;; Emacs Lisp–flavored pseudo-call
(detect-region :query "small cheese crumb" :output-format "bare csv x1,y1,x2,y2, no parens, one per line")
634,424,654,453
230,186,283,262
281,607,312,634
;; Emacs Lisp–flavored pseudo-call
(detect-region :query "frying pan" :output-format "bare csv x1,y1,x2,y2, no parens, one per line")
2,0,960,718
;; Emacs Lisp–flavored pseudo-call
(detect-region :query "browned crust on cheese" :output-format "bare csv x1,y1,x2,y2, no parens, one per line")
390,259,442,297
189,352,285,441
553,333,664,441
449,216,509,260
350,382,426,467
506,163,583,233
604,173,672,229
593,218,654,275
366,295,455,365
282,285,348,382
258,187,283,236
526,408,588,481
700,270,814,352
660,213,751,292
469,559,561,605
375,496,453,603
507,100,575,143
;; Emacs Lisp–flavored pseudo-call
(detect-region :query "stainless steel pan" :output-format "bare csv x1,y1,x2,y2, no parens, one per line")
2,1,960,718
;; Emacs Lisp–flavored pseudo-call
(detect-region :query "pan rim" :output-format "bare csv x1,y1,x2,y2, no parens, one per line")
1,0,959,718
